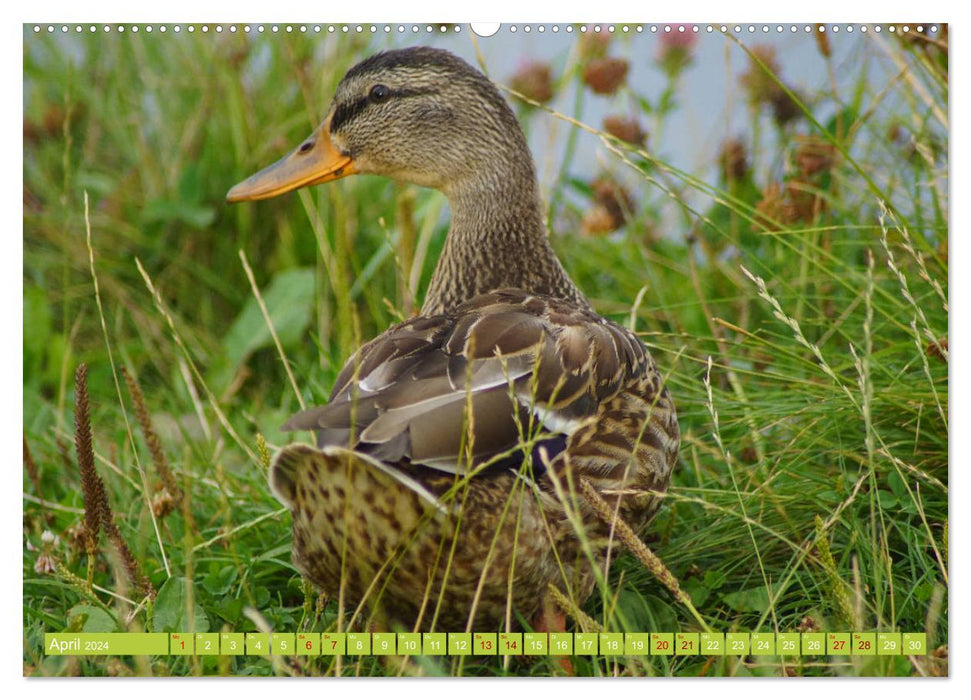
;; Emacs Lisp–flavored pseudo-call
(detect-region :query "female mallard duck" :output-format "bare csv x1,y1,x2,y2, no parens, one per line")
227,47,679,632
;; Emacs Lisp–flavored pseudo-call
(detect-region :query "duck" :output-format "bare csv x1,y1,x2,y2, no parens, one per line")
227,46,679,633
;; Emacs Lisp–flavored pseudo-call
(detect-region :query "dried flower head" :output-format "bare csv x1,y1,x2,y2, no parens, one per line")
926,336,948,362
741,45,804,125
583,57,629,95
152,489,176,519
578,30,612,60
756,180,825,227
602,115,647,147
657,26,698,75
756,182,787,225
582,177,635,235
34,552,58,575
581,206,618,236
769,87,803,126
74,364,102,554
794,135,837,176
741,45,783,104
784,180,824,222
718,138,749,181
796,615,819,633
509,61,555,104
814,24,832,57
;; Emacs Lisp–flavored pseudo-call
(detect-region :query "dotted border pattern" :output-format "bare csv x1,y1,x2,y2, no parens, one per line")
30,23,942,36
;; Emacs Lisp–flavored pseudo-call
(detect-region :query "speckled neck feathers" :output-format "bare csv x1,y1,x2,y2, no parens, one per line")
415,69,588,315
423,161,589,316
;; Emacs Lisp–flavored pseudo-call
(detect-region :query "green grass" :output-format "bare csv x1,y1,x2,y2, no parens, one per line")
23,26,947,677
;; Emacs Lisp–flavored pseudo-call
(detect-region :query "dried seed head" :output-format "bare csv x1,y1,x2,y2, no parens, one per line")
796,615,819,633
582,177,635,235
794,135,836,176
74,363,102,552
583,57,629,95
814,24,832,57
34,552,58,575
602,115,647,146
769,86,803,125
717,138,749,181
122,366,182,510
578,30,612,60
152,490,176,519
509,61,555,104
657,27,697,75
581,206,618,236
741,45,782,104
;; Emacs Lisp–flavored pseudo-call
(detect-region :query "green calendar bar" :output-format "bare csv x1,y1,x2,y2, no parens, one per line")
751,632,774,656
777,633,800,656
398,632,422,655
346,632,370,655
170,633,193,655
575,632,598,655
423,632,447,655
700,632,724,655
651,633,674,656
448,632,471,656
676,632,698,656
196,633,219,656
903,633,926,655
600,633,624,656
271,633,295,655
321,632,345,655
802,633,825,656
43,631,930,657
549,632,573,655
473,633,497,655
44,633,169,656
852,633,876,656
246,633,269,656
827,633,851,655
877,632,901,655
524,632,548,655
372,632,396,655
499,633,522,655
220,632,244,655
625,633,649,655
296,632,320,655
726,632,749,655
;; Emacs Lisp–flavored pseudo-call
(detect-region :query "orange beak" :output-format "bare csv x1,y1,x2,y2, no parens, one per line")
226,115,355,202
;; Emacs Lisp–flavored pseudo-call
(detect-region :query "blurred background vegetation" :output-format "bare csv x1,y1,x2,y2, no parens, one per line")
24,24,947,676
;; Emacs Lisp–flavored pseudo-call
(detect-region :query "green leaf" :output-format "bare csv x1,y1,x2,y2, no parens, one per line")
67,604,118,633
220,267,316,369
683,579,711,607
703,570,728,590
878,491,899,509
887,470,907,499
152,577,210,633
202,565,238,596
212,597,244,625
253,586,271,608
141,200,216,229
23,285,52,382
721,584,778,613
823,106,859,142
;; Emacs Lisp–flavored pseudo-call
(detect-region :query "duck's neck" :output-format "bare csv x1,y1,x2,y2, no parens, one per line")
422,163,589,316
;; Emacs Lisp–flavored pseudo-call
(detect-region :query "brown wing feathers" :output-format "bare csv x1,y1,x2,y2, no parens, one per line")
282,289,657,480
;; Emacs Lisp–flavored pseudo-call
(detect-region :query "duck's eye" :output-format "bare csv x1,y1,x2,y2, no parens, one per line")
369,84,391,103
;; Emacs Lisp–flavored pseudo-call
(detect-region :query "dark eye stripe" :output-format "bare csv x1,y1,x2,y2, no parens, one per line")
330,96,370,134
329,87,435,134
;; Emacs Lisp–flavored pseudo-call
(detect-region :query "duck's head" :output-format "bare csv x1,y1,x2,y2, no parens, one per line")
227,47,533,202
